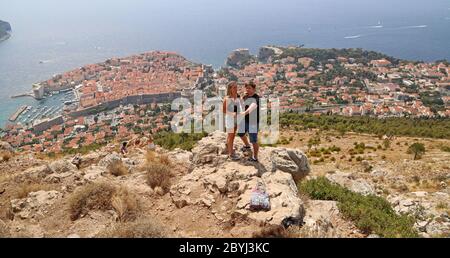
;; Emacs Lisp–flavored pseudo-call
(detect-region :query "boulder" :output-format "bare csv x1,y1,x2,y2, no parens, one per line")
21,165,52,180
168,148,193,166
302,200,340,236
48,159,77,174
268,148,310,180
0,141,14,152
192,131,228,165
325,171,376,196
171,159,305,226
98,153,122,168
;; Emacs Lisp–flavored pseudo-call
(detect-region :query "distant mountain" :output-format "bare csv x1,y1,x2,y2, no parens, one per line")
0,20,12,41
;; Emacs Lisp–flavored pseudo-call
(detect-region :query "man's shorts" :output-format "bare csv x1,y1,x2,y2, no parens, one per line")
238,122,258,144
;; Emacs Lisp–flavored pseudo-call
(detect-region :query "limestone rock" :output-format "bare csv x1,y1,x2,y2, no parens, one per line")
0,219,10,237
302,200,340,236
226,48,254,68
168,148,193,166
0,141,14,152
10,190,62,220
192,131,228,165
325,171,375,196
268,148,310,180
258,46,283,63
83,165,107,182
98,153,122,168
48,159,77,174
388,192,450,236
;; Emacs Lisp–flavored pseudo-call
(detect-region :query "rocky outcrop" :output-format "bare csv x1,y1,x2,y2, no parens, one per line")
268,148,310,181
10,190,63,220
225,48,255,68
325,171,376,196
387,191,450,237
258,46,283,63
0,141,14,152
98,153,122,168
302,200,340,236
171,131,308,226
0,20,11,41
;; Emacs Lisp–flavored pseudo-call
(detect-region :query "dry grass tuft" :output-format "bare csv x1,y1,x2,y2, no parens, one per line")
111,187,140,222
98,217,166,238
15,182,54,199
145,163,172,194
158,154,172,167
68,182,116,221
252,225,292,238
108,160,128,177
145,150,158,163
68,182,141,222
144,150,173,194
0,151,13,163
145,151,172,166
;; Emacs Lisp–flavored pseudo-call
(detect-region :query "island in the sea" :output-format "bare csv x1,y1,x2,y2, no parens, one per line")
0,20,12,42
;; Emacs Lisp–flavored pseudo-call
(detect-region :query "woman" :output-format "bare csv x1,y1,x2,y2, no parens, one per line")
223,81,242,161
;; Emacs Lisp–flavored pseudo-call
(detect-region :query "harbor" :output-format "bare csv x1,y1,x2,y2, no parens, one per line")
9,89,76,127
8,105,28,122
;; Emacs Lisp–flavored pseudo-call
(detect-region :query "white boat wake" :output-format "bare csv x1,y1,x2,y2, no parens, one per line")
344,35,362,39
400,25,428,29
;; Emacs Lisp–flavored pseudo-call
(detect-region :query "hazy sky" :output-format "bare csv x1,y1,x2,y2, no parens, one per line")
1,0,449,28
0,0,449,126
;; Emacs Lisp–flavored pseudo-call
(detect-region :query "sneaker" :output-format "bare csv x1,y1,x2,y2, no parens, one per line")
229,154,240,161
248,157,259,163
241,146,251,152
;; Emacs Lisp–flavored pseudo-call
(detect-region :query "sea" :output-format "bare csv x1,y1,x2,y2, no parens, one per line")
0,0,449,127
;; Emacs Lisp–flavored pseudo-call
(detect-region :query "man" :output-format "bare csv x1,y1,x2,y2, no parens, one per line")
238,81,260,162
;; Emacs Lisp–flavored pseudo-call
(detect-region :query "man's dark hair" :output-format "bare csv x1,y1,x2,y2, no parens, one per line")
245,81,256,89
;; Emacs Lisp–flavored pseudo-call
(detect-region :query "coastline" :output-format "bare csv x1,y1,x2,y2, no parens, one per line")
0,32,11,42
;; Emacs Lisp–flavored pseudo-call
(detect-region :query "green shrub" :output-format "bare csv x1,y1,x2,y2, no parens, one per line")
407,143,426,160
153,131,208,151
440,146,450,152
280,113,450,139
299,177,418,238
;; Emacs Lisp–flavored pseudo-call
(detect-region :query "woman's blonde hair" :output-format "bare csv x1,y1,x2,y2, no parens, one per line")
226,81,237,97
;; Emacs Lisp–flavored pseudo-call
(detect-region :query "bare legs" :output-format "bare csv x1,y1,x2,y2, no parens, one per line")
240,135,259,160
241,135,250,147
252,142,259,160
227,133,236,156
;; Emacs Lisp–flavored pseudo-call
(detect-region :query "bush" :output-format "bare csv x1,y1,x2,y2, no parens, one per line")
299,177,418,238
108,160,128,177
15,182,54,199
280,113,450,139
407,143,426,160
68,183,116,221
69,183,140,222
0,151,12,162
154,131,208,151
145,162,172,193
440,146,450,152
111,187,140,222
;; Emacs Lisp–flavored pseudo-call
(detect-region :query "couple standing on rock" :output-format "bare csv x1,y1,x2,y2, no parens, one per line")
223,81,260,162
